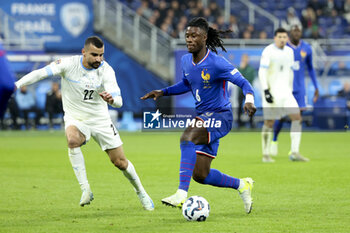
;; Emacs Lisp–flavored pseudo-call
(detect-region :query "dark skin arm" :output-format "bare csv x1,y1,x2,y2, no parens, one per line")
140,90,164,101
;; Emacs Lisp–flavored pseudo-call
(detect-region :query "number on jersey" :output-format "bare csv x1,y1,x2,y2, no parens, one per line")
83,90,94,100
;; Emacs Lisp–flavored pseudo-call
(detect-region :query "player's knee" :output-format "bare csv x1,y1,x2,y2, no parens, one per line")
192,171,208,184
180,133,204,145
67,138,82,148
110,156,128,170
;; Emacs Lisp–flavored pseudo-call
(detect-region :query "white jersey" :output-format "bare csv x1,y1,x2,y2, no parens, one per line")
259,43,294,98
46,55,120,122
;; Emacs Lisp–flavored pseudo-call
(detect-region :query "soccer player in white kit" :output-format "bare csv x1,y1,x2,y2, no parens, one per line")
259,28,308,163
15,36,154,210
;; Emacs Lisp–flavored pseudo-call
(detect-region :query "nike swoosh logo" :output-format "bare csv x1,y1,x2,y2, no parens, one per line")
185,73,189,76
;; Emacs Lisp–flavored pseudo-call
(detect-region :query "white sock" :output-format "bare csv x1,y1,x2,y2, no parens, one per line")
238,179,246,190
123,160,145,193
290,120,302,153
176,189,188,199
262,124,273,156
68,147,89,190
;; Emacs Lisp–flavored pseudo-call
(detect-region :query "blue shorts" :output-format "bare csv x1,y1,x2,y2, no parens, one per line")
195,110,233,158
293,92,306,108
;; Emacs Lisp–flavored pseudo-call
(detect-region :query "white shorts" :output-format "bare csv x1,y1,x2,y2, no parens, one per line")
262,94,300,120
64,115,123,151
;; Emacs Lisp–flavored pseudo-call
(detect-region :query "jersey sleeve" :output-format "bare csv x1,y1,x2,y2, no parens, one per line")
48,57,72,77
305,45,318,89
258,47,270,91
215,56,254,96
162,57,191,96
15,57,72,88
103,65,123,108
162,78,191,96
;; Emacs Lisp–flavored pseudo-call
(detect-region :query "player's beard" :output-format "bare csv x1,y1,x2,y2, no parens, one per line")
90,61,101,69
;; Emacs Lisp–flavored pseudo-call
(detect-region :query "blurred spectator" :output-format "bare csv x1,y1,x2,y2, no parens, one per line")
45,82,63,129
136,0,153,19
259,30,268,39
203,7,215,24
301,7,320,38
155,0,168,28
242,30,252,39
172,15,187,38
0,96,19,130
343,0,350,23
322,0,341,17
281,7,302,31
216,15,228,31
337,82,350,109
209,2,221,18
237,54,256,128
228,15,240,38
307,0,324,17
15,85,41,129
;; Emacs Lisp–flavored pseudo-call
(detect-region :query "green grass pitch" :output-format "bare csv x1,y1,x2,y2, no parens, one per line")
0,131,349,233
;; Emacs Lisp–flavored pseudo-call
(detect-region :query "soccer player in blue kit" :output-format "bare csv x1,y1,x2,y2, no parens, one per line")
0,42,16,118
141,17,257,214
270,25,319,159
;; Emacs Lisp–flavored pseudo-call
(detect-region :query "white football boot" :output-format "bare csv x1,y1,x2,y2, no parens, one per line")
136,191,154,211
238,177,254,214
262,155,275,163
289,152,310,162
80,187,94,207
161,189,187,208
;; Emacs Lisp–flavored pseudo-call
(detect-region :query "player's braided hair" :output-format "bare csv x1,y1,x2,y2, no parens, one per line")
187,17,232,54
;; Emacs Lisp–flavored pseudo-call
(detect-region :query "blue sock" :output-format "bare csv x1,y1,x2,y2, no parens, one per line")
273,120,284,142
178,141,196,192
202,168,240,189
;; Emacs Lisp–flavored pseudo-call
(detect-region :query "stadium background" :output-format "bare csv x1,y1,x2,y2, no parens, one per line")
1,1,350,233
1,0,350,131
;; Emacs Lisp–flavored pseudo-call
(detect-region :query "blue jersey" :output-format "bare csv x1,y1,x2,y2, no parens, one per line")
287,40,318,97
0,42,15,117
163,49,254,114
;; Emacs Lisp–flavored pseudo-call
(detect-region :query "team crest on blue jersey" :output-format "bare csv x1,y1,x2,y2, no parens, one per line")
300,50,307,58
201,69,211,89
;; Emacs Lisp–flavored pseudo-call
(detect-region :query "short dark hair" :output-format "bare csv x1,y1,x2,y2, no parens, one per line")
84,36,104,48
187,17,232,54
274,28,288,36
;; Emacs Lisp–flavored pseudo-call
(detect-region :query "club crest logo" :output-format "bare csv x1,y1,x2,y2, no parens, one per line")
60,3,89,37
300,50,307,58
201,69,211,89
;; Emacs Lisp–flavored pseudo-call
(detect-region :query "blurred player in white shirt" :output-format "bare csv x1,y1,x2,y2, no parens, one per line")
259,28,309,163
15,36,154,210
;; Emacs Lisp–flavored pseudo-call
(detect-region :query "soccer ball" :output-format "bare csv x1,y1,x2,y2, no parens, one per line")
182,196,210,221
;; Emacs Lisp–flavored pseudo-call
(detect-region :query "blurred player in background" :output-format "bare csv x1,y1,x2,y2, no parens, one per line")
0,41,15,118
259,28,309,163
15,36,154,210
142,17,256,214
270,25,319,157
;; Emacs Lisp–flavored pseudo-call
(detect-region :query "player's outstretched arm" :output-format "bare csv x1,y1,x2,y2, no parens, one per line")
140,90,164,101
99,91,123,108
